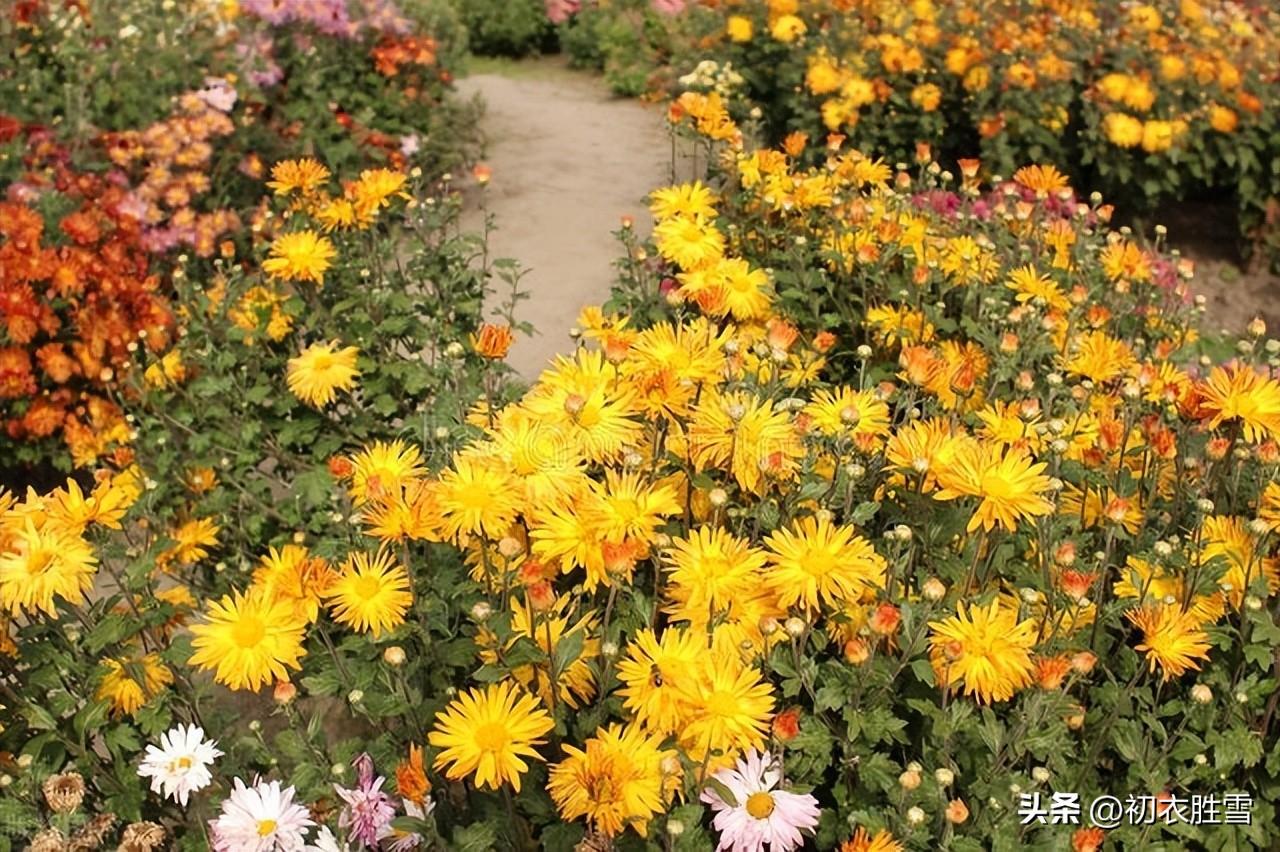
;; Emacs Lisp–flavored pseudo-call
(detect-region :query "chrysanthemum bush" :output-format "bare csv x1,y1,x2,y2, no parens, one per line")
8,130,1280,849
558,0,1280,264
0,162,529,849
0,0,481,475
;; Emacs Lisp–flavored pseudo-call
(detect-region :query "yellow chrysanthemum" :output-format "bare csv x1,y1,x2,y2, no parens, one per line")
1199,515,1280,608
523,350,643,464
96,653,174,717
325,549,413,638
484,411,589,507
267,158,330,196
427,680,554,792
621,318,730,418
1057,484,1143,535
687,391,803,494
189,590,307,691
347,440,427,505
665,526,767,615
928,599,1037,703
653,216,726,270
803,386,891,448
548,723,673,838
1259,480,1280,533
286,341,360,407
1005,265,1070,312
437,455,525,541
678,257,773,322
884,417,966,492
262,230,336,285
251,544,336,623
1196,365,1280,444
588,469,680,544
46,477,131,532
616,627,705,734
158,517,220,570
763,515,886,611
934,442,1054,533
350,167,409,223
975,400,1044,452
1012,164,1071,197
1114,556,1225,625
866,304,935,348
649,182,717,221
1063,330,1136,384
0,519,97,617
1127,605,1211,681
676,651,774,763
362,479,444,544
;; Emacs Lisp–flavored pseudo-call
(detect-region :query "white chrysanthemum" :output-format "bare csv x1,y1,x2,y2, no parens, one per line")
210,778,314,852
137,724,222,806
309,826,348,852
700,750,820,852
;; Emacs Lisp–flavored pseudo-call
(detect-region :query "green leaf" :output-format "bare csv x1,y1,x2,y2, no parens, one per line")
552,628,586,674
454,821,498,852
847,501,880,526
539,823,585,852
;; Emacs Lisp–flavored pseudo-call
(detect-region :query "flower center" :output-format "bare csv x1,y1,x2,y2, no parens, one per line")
25,549,53,576
257,819,277,837
232,615,266,648
170,756,193,773
746,791,776,819
474,721,509,752
354,575,382,600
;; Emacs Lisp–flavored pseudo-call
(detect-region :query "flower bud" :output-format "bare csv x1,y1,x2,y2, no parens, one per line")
273,681,297,704
935,767,955,786
1070,651,1097,675
772,707,802,743
906,806,926,825
922,576,947,601
1190,684,1212,704
383,646,406,667
869,603,901,636
843,638,870,665
899,769,922,791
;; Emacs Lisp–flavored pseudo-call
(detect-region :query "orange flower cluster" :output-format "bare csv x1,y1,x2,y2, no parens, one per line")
0,174,174,460
99,90,241,257
371,34,439,78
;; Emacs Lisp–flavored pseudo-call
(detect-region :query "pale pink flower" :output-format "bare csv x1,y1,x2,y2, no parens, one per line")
700,750,820,852
544,0,580,24
651,0,687,13
210,778,314,851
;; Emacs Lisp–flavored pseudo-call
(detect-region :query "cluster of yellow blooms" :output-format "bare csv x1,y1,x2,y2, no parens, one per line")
7,113,1280,847
715,0,1274,154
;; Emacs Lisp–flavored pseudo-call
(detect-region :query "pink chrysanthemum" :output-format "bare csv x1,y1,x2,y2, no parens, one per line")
700,750,820,852
335,754,396,847
209,778,314,851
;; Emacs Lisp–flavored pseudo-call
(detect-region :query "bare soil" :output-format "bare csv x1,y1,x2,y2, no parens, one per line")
1153,200,1280,336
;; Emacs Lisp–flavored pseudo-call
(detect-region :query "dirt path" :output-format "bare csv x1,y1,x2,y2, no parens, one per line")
456,58,672,379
